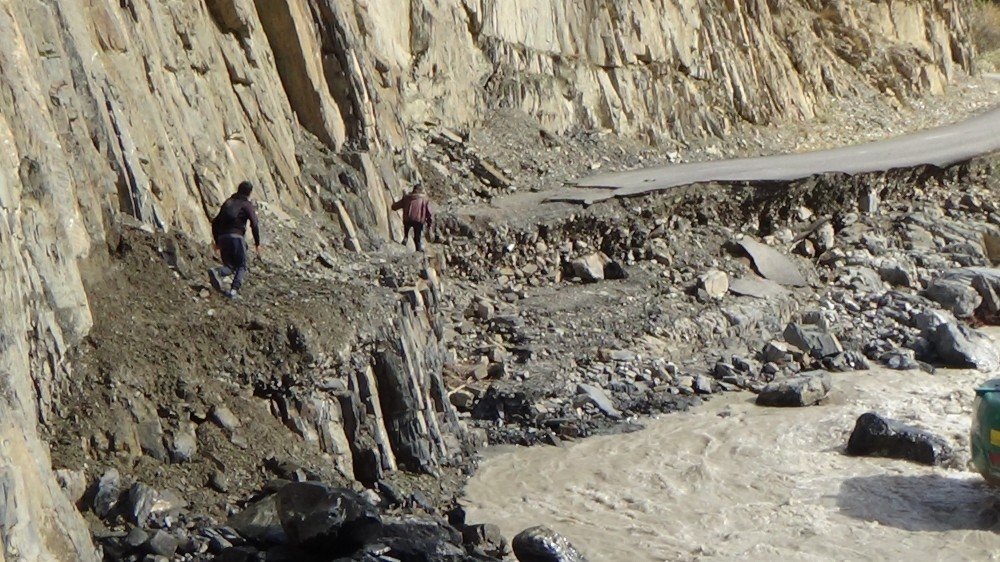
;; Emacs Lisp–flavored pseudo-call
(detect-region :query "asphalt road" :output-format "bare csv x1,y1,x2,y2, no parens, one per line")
555,103,1000,204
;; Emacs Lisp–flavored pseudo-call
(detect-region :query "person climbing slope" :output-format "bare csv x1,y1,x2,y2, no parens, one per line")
209,181,262,298
392,184,433,251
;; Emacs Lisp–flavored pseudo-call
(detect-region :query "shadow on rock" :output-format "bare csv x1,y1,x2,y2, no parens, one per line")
837,474,1000,532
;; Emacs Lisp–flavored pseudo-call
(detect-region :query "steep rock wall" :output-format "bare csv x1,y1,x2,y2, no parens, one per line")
0,0,973,559
384,0,974,141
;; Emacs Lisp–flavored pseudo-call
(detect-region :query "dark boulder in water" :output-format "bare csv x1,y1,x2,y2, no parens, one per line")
755,371,831,407
512,526,588,562
846,412,953,466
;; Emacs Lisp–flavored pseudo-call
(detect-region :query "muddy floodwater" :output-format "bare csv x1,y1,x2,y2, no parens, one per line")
464,354,1000,560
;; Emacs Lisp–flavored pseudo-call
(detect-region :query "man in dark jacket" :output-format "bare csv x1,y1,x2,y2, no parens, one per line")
391,184,433,251
209,181,261,298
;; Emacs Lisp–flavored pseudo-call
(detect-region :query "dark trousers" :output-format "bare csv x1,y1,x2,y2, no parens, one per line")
214,234,248,290
403,221,425,251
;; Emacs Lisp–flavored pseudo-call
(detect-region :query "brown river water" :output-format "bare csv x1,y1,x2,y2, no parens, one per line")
464,334,1000,561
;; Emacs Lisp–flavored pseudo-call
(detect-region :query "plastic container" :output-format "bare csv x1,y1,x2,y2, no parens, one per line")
971,378,1000,484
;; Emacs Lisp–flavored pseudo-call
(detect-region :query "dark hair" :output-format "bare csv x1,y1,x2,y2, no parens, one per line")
237,181,253,197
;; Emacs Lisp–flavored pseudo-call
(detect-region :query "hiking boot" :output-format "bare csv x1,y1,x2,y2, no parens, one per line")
226,289,240,300
208,268,223,292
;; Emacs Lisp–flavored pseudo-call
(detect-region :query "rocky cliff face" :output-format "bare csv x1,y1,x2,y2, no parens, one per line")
0,0,973,559
395,0,974,141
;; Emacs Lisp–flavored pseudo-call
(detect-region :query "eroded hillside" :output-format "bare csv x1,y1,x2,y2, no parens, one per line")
0,0,979,559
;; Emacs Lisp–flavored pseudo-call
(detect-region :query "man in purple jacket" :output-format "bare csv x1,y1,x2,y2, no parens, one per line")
392,184,433,251
209,181,262,298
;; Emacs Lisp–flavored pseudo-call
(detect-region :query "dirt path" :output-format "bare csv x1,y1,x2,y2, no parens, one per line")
437,74,1000,222
562,104,1000,203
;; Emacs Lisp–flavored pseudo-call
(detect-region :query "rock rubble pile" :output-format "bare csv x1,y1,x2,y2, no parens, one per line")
434,159,1000,447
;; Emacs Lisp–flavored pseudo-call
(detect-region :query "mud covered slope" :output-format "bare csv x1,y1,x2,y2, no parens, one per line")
0,0,976,559
46,223,473,515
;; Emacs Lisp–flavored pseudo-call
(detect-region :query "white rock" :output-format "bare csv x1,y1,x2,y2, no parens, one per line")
699,270,729,299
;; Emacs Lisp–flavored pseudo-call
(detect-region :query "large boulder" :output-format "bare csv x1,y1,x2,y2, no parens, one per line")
924,277,983,319
169,424,198,463
574,384,622,419
972,274,1000,316
463,523,509,558
569,252,626,282
512,526,588,562
932,323,1000,372
755,371,832,407
146,530,179,558
783,323,842,359
123,482,157,525
911,308,955,335
923,267,1000,320
472,386,535,422
54,469,89,506
229,494,288,545
878,261,917,288
839,266,884,293
822,350,871,372
92,468,123,519
570,253,610,282
603,260,629,280
729,275,789,299
736,239,807,287
879,348,920,371
846,412,953,466
760,340,791,364
275,482,381,555
375,515,467,560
